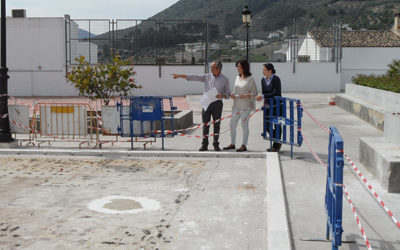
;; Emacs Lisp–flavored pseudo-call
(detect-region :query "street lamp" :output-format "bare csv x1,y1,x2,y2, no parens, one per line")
0,0,12,142
242,5,252,62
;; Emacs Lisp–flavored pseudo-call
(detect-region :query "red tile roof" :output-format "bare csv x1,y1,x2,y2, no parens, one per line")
308,30,400,47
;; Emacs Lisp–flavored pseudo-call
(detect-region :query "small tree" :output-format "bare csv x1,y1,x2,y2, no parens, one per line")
67,55,141,105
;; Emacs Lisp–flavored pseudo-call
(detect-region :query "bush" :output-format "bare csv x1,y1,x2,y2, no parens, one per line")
68,55,141,105
352,60,400,93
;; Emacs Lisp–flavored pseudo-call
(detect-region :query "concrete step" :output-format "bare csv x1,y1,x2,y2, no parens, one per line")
336,93,385,131
359,137,400,193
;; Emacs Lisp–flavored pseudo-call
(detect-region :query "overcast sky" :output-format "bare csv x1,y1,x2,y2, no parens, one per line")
7,0,180,19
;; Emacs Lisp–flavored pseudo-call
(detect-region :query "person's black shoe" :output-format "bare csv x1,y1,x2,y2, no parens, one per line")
199,146,208,151
214,145,221,151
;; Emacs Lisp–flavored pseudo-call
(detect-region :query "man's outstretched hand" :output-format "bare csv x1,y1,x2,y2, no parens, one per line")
171,74,187,79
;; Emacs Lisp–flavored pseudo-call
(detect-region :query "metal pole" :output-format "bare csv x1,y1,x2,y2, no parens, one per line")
0,0,12,142
205,20,209,73
246,25,249,62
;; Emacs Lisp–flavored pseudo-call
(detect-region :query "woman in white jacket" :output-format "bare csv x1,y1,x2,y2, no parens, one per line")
223,59,257,152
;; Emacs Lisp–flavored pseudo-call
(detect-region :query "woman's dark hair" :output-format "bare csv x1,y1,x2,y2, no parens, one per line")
235,59,252,77
263,63,276,74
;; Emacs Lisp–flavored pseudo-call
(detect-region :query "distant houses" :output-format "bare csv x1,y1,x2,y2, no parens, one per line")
287,14,400,88
296,30,400,62
287,14,400,62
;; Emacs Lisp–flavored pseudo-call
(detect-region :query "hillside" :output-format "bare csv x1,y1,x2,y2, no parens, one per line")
88,0,400,64
150,0,400,37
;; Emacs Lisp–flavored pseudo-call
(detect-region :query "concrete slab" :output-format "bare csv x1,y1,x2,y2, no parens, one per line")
0,154,268,249
267,152,291,250
2,93,400,250
0,149,266,159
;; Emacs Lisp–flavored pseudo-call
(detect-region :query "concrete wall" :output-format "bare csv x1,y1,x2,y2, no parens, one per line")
385,112,400,147
341,47,400,90
133,62,341,96
345,83,400,111
9,62,340,97
6,17,94,96
6,18,66,71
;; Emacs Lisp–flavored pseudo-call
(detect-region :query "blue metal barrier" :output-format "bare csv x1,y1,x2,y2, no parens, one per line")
117,96,177,150
325,126,344,250
261,96,303,158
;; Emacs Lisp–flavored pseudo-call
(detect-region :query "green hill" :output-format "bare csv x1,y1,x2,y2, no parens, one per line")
89,0,400,63
150,0,400,37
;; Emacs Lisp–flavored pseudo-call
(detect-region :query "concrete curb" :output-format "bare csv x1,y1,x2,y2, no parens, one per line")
267,152,292,250
0,149,266,158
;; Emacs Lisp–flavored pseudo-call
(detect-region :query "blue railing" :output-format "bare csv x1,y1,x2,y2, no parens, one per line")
261,96,303,158
117,96,177,149
325,126,344,250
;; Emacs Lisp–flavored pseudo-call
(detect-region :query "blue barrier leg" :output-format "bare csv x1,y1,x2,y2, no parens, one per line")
326,221,330,240
290,101,294,156
297,100,303,146
283,99,287,142
269,98,273,150
277,97,281,145
130,119,133,150
161,119,165,150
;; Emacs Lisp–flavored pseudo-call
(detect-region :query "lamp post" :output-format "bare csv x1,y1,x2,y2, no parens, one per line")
242,5,252,62
0,0,12,142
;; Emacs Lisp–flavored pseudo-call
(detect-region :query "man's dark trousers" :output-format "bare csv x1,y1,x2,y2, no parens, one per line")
202,100,223,148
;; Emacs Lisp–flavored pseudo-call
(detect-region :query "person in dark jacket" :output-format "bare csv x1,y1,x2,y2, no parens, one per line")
256,63,282,152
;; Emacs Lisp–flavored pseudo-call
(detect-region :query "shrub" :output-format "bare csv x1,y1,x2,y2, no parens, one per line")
352,60,400,93
67,55,141,105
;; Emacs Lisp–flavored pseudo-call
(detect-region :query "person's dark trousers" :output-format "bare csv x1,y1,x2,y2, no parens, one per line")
266,99,283,149
201,100,223,148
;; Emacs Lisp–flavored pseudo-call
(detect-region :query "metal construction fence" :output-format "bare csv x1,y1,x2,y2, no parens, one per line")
27,103,99,148
117,96,177,150
325,126,344,250
261,96,303,158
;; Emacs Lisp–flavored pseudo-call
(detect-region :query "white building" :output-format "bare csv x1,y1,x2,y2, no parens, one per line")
289,15,400,89
232,39,267,50
182,42,219,53
5,13,97,96
267,32,280,39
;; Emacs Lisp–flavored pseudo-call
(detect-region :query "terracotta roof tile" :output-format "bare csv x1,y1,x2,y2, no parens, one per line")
308,30,400,47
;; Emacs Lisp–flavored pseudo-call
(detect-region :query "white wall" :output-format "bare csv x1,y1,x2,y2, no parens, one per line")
4,17,340,97
298,34,320,61
133,62,341,96
6,17,80,96
9,62,340,97
341,47,400,90
6,17,65,70
345,83,400,111
10,71,78,96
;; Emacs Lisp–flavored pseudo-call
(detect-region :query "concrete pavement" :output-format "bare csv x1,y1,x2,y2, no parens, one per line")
1,93,400,249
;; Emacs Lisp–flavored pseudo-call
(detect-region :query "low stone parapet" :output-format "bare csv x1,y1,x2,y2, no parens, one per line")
359,137,400,193
336,94,385,131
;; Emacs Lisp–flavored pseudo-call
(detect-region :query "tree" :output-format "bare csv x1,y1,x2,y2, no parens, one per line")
67,55,141,105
